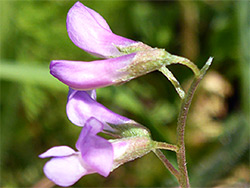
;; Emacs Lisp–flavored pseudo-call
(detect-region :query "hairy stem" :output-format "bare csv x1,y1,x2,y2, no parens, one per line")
170,55,200,76
154,141,179,152
176,57,213,188
153,149,180,178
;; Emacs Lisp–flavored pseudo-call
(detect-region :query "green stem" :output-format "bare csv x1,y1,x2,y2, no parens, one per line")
170,55,200,76
153,149,180,178
176,57,213,188
159,66,185,99
154,141,179,152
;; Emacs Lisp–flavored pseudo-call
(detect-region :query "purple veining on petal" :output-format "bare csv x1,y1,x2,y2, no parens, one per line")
66,1,137,58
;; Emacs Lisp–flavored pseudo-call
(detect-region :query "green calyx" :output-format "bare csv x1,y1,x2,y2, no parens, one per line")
108,121,152,138
107,121,178,171
115,41,200,85
115,42,152,54
115,48,172,83
108,121,155,170
110,136,154,171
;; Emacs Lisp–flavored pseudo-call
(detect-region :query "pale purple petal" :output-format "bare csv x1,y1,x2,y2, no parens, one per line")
43,153,95,187
75,118,103,150
50,53,136,90
67,1,137,58
39,146,76,158
84,4,111,31
66,89,130,129
76,118,113,177
111,141,129,159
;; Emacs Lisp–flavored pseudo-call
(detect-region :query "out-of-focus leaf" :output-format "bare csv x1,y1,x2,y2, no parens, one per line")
21,85,48,121
238,0,250,119
0,61,67,91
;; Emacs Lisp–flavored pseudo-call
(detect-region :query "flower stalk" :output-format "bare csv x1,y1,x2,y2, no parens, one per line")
156,57,212,188
169,55,200,76
154,141,179,152
176,57,213,188
159,66,186,99
153,149,180,178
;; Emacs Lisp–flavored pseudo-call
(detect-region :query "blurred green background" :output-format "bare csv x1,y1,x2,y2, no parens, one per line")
0,0,249,187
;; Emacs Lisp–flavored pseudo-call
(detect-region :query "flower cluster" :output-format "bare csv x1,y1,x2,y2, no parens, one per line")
40,2,167,186
40,1,213,187
39,1,215,187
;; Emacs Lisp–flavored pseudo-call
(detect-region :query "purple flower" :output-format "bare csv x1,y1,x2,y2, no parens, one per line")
66,88,132,131
50,53,137,90
67,1,137,58
50,48,168,90
50,2,168,91
40,118,153,187
39,118,113,186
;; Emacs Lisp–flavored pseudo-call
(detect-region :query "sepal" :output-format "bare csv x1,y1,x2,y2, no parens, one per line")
107,121,155,170
110,136,154,171
115,49,171,83
115,42,152,54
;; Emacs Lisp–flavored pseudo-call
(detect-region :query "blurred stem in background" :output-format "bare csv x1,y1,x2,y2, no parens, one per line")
238,0,250,121
179,1,199,61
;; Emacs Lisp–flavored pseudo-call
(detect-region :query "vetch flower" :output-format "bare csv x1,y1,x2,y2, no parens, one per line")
66,88,133,131
50,53,137,90
66,1,150,58
40,118,154,187
50,49,170,90
66,88,151,138
50,2,173,91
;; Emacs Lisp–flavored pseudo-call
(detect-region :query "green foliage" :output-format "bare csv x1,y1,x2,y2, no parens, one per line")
0,0,249,187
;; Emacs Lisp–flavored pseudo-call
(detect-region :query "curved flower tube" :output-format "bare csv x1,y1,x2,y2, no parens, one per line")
67,1,137,58
50,53,137,90
50,48,168,91
40,118,153,187
66,88,132,131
